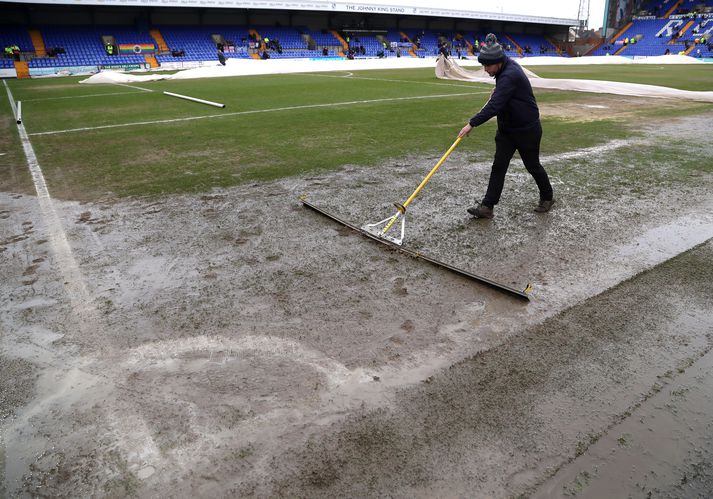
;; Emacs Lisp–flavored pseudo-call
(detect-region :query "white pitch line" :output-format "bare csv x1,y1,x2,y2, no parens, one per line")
112,82,154,92
29,91,487,137
3,80,96,318
123,334,375,390
23,91,148,102
7,89,18,119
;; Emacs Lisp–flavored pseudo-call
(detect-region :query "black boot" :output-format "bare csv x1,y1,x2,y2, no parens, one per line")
534,199,555,213
467,204,494,219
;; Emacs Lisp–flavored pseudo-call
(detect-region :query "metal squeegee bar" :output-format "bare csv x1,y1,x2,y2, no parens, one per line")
301,198,531,301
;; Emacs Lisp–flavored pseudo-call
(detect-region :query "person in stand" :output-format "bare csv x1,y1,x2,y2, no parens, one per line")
458,33,554,219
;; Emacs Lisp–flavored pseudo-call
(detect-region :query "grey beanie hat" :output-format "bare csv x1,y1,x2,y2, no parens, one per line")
478,33,505,65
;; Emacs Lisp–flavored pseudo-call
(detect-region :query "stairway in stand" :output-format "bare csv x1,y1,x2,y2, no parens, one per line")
149,29,169,53
144,55,159,68
29,29,46,56
249,29,264,59
664,0,684,18
330,30,348,57
504,35,524,56
15,61,30,79
399,32,419,57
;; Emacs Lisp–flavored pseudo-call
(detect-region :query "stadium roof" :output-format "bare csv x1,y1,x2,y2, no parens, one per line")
14,0,580,26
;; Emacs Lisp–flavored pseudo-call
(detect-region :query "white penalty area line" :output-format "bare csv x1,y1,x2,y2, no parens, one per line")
30,91,485,137
111,82,154,92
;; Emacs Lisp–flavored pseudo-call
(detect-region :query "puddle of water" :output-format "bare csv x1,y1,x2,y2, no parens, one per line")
539,213,713,308
616,215,713,266
3,367,102,490
0,325,64,366
533,342,713,498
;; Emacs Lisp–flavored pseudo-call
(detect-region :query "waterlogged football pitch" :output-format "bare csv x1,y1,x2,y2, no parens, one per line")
1,63,713,497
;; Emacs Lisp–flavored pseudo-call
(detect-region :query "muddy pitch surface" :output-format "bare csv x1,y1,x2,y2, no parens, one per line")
1,115,713,497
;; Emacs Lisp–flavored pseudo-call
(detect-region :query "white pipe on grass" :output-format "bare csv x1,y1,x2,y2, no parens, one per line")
16,101,22,124
163,91,225,108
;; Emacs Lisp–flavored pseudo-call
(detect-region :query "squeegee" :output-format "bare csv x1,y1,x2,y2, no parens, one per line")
362,137,461,245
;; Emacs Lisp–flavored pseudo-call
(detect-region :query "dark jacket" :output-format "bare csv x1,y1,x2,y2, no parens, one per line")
468,57,540,133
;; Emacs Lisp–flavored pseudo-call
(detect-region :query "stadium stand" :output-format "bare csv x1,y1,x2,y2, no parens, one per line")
6,0,712,77
1,28,34,68
249,26,312,59
28,26,155,69
155,26,252,63
506,33,563,57
309,30,344,57
590,16,713,56
407,29,441,56
342,33,385,58
494,32,533,58
669,0,713,17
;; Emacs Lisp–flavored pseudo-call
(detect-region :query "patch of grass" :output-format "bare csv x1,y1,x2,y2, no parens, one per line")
548,136,713,202
563,469,594,496
616,433,631,447
638,102,713,119
575,432,601,456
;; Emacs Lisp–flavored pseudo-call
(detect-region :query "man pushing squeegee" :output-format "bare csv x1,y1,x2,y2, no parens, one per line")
364,33,555,246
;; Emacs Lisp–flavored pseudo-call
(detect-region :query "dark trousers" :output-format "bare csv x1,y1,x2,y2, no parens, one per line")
482,124,553,208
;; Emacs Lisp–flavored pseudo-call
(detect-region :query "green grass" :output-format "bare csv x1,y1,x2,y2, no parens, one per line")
1,64,712,201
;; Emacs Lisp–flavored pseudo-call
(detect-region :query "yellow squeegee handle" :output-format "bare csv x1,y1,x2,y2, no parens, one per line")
381,136,462,235
402,136,462,210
